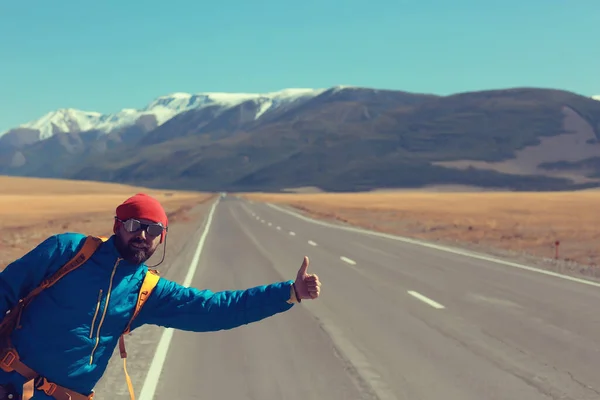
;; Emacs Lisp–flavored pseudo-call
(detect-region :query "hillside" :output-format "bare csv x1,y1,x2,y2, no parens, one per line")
2,86,600,192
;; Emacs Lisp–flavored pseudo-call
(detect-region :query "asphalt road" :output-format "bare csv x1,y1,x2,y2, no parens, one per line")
96,195,600,400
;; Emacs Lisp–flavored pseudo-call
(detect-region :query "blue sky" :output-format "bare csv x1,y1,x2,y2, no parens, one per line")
0,0,598,132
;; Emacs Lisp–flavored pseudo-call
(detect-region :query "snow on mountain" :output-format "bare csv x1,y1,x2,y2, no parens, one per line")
593,95,600,101
1,88,326,141
19,109,104,140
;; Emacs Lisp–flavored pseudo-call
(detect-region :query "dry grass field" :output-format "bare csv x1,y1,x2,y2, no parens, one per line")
0,176,216,270
241,190,600,273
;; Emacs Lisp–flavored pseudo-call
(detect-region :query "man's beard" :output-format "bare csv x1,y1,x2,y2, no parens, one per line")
115,236,156,265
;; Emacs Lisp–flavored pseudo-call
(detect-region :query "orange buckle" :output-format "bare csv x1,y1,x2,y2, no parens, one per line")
35,377,57,396
0,350,17,371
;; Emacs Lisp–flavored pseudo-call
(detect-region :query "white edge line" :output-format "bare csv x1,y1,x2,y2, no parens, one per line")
340,256,356,265
308,240,317,246
138,198,219,400
266,203,600,289
407,290,445,309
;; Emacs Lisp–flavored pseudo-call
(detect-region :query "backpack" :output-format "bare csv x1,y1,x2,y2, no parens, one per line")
0,235,160,400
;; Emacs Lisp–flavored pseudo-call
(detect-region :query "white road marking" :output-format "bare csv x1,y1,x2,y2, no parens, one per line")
268,222,272,226
407,291,445,309
308,240,317,246
239,201,398,400
266,203,600,289
340,256,356,265
261,220,265,223
277,226,282,230
289,231,296,236
139,198,219,400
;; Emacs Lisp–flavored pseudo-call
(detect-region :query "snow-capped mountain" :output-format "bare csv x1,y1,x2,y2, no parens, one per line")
0,88,327,142
3,85,600,193
5,88,599,143
17,109,104,140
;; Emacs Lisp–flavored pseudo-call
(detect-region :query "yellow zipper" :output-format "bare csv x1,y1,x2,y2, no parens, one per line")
89,257,121,365
89,289,103,338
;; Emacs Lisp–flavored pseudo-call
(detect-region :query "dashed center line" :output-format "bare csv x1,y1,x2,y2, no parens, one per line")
268,222,272,226
308,240,317,246
407,291,445,309
276,226,282,230
340,256,356,265
289,231,296,236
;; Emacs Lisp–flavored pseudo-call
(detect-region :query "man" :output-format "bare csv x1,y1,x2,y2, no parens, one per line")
0,193,321,400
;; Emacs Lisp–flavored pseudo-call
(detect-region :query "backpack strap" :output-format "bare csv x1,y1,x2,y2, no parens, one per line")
118,268,161,400
0,235,105,337
41,235,105,289
121,268,160,337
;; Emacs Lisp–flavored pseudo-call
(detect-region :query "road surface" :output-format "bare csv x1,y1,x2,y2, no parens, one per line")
95,195,600,400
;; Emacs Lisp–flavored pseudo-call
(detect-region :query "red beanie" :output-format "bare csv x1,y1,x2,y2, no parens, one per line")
113,193,168,241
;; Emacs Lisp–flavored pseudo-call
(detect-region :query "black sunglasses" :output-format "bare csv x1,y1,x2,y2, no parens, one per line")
116,218,167,237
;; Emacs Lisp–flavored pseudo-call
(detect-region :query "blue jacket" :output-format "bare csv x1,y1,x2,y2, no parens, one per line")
0,233,295,398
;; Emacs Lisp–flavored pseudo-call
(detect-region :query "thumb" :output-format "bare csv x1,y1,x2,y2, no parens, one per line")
297,256,309,278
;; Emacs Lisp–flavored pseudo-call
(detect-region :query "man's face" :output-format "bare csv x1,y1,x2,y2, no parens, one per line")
114,218,164,265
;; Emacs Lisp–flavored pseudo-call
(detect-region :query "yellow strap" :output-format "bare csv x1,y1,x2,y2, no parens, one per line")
123,269,160,335
120,269,161,400
123,357,135,400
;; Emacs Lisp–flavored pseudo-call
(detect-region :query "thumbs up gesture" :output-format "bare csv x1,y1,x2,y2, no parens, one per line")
294,256,321,300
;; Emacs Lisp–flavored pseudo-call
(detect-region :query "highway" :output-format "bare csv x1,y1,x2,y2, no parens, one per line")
95,195,600,400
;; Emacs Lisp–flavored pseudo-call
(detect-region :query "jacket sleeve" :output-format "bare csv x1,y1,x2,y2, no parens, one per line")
134,278,296,332
0,235,64,318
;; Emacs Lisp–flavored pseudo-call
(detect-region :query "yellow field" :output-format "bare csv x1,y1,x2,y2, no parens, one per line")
0,176,216,270
241,190,600,271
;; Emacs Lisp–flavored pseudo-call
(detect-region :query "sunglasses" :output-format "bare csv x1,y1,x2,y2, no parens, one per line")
116,218,167,237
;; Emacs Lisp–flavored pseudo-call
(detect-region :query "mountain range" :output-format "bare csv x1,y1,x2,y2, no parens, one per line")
2,86,600,192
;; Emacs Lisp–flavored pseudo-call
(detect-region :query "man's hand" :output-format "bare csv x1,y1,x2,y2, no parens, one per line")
294,256,321,300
